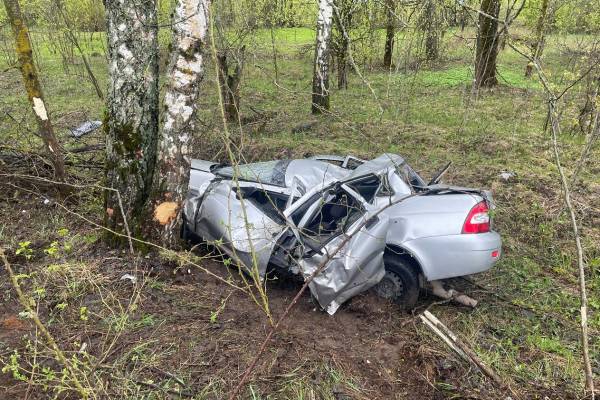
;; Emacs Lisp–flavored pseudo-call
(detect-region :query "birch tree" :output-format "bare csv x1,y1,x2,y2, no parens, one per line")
104,0,159,236
474,0,500,88
311,0,333,114
152,0,210,246
3,0,66,181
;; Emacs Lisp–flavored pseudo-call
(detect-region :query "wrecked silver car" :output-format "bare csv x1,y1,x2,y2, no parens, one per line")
182,154,501,314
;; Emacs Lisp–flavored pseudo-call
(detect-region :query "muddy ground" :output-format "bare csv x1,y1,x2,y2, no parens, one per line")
0,190,509,399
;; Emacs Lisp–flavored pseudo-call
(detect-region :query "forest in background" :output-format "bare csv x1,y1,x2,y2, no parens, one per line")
1,0,600,398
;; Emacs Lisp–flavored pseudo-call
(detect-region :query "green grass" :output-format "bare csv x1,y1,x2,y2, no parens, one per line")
1,25,599,398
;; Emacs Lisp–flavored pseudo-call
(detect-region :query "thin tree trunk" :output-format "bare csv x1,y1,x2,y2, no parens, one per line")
217,48,244,122
3,0,66,181
311,0,333,114
54,0,104,99
104,0,159,239
333,7,350,90
153,0,210,247
423,0,439,61
383,0,394,68
525,0,549,77
474,0,500,88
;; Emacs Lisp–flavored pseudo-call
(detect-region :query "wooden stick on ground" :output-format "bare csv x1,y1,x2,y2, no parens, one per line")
420,310,506,389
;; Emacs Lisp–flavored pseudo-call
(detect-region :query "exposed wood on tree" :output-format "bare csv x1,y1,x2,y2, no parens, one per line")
383,0,395,68
3,0,66,182
312,0,334,114
474,0,500,88
104,0,159,238
217,47,244,122
154,0,210,246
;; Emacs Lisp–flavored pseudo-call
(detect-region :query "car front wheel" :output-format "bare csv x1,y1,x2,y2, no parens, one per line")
373,256,420,310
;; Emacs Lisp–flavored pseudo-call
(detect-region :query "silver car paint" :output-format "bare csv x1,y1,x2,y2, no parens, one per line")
183,153,502,313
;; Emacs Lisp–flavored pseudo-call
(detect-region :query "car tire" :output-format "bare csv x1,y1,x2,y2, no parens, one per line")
373,256,420,310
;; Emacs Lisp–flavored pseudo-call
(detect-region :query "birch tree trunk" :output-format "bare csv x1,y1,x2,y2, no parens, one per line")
383,0,395,68
104,0,159,238
3,0,66,182
311,0,333,114
474,0,500,88
152,0,210,246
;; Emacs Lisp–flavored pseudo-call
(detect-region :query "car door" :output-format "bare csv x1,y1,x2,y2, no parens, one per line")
194,180,290,277
285,176,390,314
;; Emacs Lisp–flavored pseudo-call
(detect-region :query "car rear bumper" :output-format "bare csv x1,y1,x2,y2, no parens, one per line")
402,231,502,281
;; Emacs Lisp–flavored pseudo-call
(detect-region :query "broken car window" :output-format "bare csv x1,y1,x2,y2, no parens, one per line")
216,160,291,187
237,187,291,224
299,189,364,244
346,175,381,203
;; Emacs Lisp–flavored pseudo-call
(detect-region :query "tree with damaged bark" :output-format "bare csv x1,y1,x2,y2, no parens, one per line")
152,0,211,247
103,0,159,237
3,0,66,181
474,0,500,88
383,0,396,68
311,0,334,113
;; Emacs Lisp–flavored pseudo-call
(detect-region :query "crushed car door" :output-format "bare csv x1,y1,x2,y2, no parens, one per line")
290,176,390,314
194,180,290,277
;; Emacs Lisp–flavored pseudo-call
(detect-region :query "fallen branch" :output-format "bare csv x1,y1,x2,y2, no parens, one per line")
420,311,507,389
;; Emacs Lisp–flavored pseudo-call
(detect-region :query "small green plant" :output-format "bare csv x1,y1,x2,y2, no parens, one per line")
1,351,27,382
15,241,33,260
209,295,230,324
44,241,60,258
79,306,89,321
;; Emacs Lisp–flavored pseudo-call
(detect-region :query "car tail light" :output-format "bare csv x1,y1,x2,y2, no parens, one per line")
462,201,490,234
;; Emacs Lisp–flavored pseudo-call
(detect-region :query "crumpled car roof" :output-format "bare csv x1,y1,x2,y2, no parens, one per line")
214,153,409,190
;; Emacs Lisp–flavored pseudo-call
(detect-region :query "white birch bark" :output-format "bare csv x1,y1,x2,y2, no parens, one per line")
312,0,333,113
104,0,159,236
153,0,210,246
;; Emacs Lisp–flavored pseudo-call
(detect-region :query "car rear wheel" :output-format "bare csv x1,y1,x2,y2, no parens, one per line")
373,257,419,310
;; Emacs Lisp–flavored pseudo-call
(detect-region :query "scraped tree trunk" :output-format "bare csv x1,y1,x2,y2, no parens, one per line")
3,0,66,181
153,0,210,246
311,0,333,114
474,0,500,88
383,0,395,68
104,0,159,238
525,0,549,77
217,47,244,122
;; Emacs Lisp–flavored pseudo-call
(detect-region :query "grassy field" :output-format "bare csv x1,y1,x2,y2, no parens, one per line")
1,25,599,399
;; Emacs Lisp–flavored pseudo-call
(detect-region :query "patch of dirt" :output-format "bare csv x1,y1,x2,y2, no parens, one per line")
0,186,502,399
